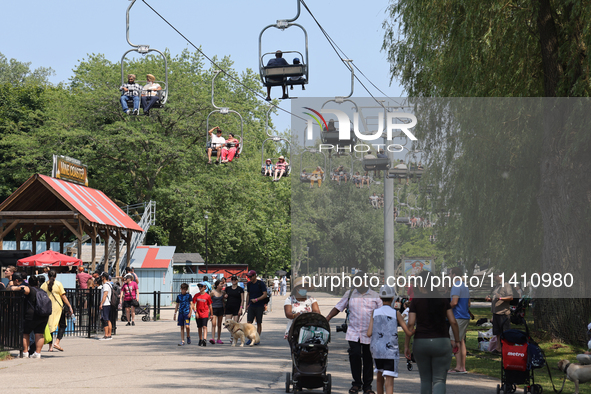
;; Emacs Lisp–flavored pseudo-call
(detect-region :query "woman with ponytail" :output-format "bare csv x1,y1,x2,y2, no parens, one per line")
41,270,74,352
404,271,460,394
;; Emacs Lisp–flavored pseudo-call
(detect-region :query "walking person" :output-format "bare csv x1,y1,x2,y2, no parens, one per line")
485,272,513,353
99,272,113,340
192,283,213,346
447,267,470,374
326,271,383,394
121,274,139,326
209,280,225,344
367,286,414,394
280,275,287,296
41,270,74,352
283,277,320,339
246,270,267,344
224,275,245,322
404,271,460,394
173,283,193,346
7,274,49,358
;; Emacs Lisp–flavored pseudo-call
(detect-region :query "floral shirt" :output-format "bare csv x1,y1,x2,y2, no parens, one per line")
284,295,317,338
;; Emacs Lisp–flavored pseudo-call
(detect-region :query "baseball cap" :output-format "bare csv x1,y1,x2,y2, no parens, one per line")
379,285,397,299
246,270,257,277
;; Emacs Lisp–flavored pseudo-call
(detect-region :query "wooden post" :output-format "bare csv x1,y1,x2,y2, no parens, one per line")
32,227,39,254
91,226,98,272
125,231,132,271
59,230,65,254
114,229,121,277
46,228,52,251
103,230,110,272
77,220,83,260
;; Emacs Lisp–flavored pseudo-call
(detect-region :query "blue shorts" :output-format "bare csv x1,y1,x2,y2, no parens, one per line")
177,312,190,327
101,306,111,326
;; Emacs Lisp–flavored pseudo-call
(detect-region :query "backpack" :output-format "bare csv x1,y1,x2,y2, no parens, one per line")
108,282,121,306
32,287,53,317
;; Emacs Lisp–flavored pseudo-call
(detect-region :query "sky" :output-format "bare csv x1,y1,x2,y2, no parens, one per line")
1,0,404,133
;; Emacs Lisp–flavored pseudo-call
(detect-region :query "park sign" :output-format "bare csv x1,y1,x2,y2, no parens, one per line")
52,155,88,186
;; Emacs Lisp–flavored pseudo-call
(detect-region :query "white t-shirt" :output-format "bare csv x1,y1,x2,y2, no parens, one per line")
211,135,226,148
273,279,279,289
102,283,112,306
284,295,318,337
142,82,161,96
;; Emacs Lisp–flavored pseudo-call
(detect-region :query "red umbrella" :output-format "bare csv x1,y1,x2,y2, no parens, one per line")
17,250,82,267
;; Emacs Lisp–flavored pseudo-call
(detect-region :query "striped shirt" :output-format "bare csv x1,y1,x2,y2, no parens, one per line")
335,288,382,344
120,82,143,97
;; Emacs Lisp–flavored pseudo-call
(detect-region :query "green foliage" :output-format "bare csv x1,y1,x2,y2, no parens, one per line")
0,52,55,86
0,50,290,275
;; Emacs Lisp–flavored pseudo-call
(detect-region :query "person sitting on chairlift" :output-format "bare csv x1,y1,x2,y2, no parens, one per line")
309,166,324,189
141,74,162,116
221,133,240,163
207,126,225,164
119,74,142,115
289,58,305,91
300,169,310,182
264,158,274,176
273,156,288,181
265,50,289,101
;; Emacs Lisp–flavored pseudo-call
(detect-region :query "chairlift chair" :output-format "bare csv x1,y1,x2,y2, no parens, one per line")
120,0,169,111
204,71,245,161
299,149,327,185
261,137,291,177
258,1,309,90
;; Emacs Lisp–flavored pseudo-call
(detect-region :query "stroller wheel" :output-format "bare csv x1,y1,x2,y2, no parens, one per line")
323,374,331,394
285,372,291,393
497,384,501,394
532,384,543,394
142,316,149,322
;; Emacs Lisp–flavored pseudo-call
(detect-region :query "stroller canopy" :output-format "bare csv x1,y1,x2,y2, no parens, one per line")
288,313,331,346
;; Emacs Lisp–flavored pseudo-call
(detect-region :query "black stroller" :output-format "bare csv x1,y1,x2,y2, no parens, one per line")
497,298,545,394
286,313,332,394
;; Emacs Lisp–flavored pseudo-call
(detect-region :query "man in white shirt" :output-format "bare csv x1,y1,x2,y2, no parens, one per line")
207,126,226,164
99,272,113,340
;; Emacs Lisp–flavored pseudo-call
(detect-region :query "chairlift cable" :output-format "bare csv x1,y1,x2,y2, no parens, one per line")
140,0,307,122
299,0,401,105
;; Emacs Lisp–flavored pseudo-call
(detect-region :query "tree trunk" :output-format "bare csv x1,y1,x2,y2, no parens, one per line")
533,0,591,344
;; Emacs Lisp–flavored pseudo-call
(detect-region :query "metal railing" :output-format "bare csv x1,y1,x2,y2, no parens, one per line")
0,291,25,356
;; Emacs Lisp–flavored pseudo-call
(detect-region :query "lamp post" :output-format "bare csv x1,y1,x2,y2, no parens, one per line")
204,214,209,274
306,246,310,275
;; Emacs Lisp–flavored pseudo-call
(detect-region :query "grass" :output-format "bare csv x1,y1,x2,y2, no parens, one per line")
0,351,11,361
464,308,590,393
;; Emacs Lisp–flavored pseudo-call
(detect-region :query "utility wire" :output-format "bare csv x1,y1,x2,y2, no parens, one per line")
141,0,306,124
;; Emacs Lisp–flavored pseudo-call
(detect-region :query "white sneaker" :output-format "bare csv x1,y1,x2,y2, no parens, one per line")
99,336,108,341
125,109,131,115
22,352,29,358
30,352,41,359
105,336,113,341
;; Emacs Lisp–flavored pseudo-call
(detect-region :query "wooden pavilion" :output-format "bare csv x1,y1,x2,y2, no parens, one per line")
0,174,143,273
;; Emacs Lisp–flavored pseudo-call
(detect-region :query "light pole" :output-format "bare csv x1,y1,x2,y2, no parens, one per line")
204,213,209,274
306,246,310,275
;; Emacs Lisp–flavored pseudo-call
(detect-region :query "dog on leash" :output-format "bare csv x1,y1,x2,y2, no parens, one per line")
223,319,260,347
558,359,591,394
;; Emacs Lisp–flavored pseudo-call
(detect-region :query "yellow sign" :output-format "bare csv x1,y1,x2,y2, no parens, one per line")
52,155,88,186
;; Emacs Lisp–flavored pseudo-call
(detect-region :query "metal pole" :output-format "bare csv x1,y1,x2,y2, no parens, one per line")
153,291,157,321
384,136,395,283
205,220,209,274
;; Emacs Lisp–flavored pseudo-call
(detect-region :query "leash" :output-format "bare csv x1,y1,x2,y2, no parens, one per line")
237,302,250,323
543,353,568,393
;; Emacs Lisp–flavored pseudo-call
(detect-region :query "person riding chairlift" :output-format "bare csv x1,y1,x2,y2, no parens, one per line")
264,159,274,176
273,156,288,181
221,133,240,163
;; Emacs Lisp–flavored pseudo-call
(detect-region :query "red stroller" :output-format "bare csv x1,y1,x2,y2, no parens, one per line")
496,327,544,394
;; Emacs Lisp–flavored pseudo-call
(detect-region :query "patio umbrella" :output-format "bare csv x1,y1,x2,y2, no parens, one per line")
17,250,82,267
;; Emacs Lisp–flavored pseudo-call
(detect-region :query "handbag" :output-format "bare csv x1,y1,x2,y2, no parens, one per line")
50,290,72,318
43,324,52,344
131,299,140,308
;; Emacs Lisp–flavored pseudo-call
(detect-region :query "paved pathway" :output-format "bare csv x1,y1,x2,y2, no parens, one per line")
2,292,500,393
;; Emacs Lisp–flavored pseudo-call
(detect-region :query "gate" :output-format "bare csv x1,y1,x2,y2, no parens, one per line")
0,291,25,355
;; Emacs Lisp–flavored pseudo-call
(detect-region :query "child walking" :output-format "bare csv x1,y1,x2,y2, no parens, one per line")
192,283,213,346
367,285,414,394
173,283,193,346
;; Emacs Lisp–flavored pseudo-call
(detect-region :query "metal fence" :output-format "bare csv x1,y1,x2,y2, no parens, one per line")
0,291,25,355
63,288,109,337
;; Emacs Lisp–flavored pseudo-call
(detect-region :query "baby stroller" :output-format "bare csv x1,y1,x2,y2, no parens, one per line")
497,327,545,394
286,313,332,394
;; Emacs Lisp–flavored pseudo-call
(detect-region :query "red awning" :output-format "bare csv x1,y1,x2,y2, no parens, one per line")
38,174,143,232
17,250,82,267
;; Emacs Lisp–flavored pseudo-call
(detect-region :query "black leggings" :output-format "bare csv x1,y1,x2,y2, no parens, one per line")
49,310,67,343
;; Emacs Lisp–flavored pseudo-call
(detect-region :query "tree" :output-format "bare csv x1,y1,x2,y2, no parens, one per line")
383,0,591,343
0,52,54,86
